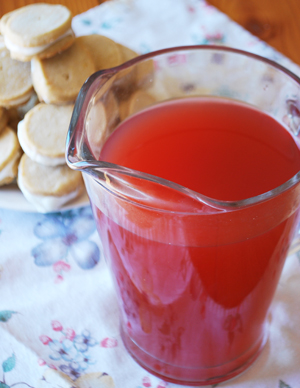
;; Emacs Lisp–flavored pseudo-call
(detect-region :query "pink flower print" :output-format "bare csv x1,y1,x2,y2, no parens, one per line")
65,328,76,341
142,376,152,387
167,53,186,66
157,382,168,388
39,335,52,345
153,59,160,71
52,320,63,331
38,358,46,366
53,260,71,273
54,274,64,284
100,337,118,348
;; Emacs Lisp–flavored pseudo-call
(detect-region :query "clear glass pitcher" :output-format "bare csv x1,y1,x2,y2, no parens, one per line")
66,46,300,385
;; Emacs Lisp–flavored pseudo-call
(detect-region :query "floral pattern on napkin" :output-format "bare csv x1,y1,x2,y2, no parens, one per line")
31,208,100,283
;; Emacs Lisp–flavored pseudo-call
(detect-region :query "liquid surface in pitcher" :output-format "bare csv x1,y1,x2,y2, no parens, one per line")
93,97,300,384
99,97,300,201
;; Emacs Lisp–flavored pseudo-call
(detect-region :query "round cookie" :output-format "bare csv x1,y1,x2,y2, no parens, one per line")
18,154,84,213
31,38,96,104
37,368,75,388
1,3,74,61
18,103,73,166
0,46,33,107
76,372,115,388
0,126,22,186
77,34,122,71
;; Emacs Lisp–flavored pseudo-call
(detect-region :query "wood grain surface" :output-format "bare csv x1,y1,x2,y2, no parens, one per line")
207,0,300,66
0,0,102,17
0,0,299,66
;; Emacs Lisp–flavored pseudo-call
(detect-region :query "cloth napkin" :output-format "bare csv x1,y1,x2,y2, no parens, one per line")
1,1,300,388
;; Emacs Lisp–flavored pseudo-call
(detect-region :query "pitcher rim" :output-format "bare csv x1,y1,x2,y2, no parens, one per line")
66,45,300,212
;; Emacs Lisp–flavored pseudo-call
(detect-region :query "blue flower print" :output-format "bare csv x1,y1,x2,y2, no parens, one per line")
70,351,95,372
73,329,97,352
32,207,100,270
48,339,77,361
60,364,81,380
59,352,95,379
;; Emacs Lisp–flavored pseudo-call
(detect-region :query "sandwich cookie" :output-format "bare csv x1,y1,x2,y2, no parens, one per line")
76,34,122,71
18,154,84,213
0,46,33,107
1,3,74,61
31,38,96,104
18,103,73,166
0,126,22,186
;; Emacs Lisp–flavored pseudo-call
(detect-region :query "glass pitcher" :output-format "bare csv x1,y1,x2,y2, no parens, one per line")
66,46,300,385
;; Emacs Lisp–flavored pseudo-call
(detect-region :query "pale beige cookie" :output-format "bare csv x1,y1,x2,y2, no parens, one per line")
0,107,8,134
119,89,156,121
1,4,74,61
18,103,73,166
18,154,84,212
86,91,119,158
77,34,122,71
117,43,138,63
0,126,22,186
0,46,33,107
31,38,96,104
37,368,74,388
76,372,115,388
0,5,36,35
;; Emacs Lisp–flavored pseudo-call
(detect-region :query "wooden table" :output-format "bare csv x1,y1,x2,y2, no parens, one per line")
0,0,299,66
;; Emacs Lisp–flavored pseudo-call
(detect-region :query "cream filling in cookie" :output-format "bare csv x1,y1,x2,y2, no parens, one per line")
18,120,66,166
18,172,82,213
4,29,73,56
0,149,21,182
2,90,33,107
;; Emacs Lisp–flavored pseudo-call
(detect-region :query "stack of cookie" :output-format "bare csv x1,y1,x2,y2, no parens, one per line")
0,2,155,212
0,3,86,212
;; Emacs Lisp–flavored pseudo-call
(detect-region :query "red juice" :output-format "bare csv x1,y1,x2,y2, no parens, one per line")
90,97,300,384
